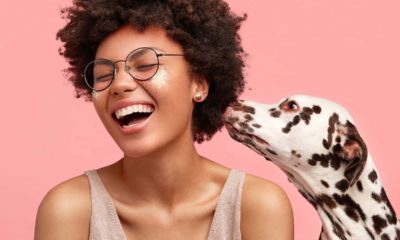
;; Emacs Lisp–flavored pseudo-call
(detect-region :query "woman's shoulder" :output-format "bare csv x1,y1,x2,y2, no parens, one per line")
240,172,294,239
34,174,91,239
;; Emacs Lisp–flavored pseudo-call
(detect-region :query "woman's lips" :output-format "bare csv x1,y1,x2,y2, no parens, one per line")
109,99,156,134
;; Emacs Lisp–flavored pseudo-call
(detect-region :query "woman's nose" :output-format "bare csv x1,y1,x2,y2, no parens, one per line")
109,62,139,96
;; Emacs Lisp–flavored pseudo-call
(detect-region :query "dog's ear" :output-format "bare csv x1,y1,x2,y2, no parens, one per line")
335,120,368,186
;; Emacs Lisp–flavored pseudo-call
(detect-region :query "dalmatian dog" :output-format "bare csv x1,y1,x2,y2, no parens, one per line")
223,95,400,240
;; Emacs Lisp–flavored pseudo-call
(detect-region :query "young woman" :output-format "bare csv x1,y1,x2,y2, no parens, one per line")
35,1,294,239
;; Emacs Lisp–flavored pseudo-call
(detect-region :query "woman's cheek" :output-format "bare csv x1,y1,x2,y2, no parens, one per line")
91,90,100,99
150,68,169,89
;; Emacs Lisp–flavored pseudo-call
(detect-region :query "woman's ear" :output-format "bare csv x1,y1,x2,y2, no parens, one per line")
192,75,209,102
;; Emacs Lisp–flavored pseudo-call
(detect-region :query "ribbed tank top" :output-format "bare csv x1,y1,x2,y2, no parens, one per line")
84,169,245,240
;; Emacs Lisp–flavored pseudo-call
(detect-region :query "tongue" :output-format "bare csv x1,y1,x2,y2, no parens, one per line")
121,112,151,127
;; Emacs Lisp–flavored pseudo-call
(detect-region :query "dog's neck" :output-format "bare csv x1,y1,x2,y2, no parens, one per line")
281,155,400,240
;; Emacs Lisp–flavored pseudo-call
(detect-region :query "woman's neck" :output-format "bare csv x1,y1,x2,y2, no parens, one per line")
115,137,207,210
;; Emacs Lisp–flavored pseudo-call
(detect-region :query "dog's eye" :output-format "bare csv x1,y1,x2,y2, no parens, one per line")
282,100,300,112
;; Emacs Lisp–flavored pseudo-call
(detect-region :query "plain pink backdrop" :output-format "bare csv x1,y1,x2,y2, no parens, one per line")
1,1,399,239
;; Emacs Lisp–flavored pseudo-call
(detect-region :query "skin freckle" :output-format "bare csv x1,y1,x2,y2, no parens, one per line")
91,90,99,99
150,68,169,89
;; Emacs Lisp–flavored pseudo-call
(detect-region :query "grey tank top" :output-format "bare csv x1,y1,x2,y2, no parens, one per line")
84,169,245,240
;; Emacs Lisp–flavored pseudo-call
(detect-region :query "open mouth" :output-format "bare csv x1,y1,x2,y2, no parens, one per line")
112,104,154,128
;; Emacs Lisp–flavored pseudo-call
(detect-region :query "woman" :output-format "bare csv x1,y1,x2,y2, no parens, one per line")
35,0,294,239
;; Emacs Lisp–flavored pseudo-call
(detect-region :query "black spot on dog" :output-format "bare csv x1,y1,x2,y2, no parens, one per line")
231,104,256,114
303,107,313,115
282,107,318,133
308,153,342,170
369,170,378,183
226,116,239,124
244,114,253,121
300,111,312,124
372,215,388,234
243,138,253,146
292,115,301,125
269,108,276,112
335,136,341,143
333,193,366,222
239,122,249,130
332,143,343,155
381,233,390,240
271,110,281,118
344,207,360,222
396,229,400,239
371,192,382,203
264,157,272,161
323,210,347,240
356,181,363,192
335,179,349,192
282,123,292,133
312,105,322,114
322,140,329,150
365,227,374,239
318,194,337,209
237,122,254,133
252,123,261,128
323,113,339,149
284,170,295,179
380,188,398,225
243,106,256,114
380,187,400,226
291,150,301,158
267,149,278,156
321,180,329,188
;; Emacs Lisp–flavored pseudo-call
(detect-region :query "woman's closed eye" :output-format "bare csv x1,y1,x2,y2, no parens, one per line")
95,73,114,82
134,63,158,72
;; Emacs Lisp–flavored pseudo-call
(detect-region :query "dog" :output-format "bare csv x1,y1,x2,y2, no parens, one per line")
223,95,400,240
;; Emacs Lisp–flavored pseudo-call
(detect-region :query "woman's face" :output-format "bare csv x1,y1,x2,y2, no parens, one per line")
92,24,207,158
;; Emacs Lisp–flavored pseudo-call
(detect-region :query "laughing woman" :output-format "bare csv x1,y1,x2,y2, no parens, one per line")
34,0,293,239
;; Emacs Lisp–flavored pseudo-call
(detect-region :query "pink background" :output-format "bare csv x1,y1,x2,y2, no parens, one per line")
1,1,399,239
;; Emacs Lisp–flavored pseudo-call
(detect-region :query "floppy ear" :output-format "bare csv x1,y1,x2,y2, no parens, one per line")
336,120,368,186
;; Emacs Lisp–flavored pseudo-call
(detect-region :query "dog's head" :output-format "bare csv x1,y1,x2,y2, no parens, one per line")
224,95,368,191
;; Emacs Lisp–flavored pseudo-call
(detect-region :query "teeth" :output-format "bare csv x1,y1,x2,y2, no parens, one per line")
115,104,154,119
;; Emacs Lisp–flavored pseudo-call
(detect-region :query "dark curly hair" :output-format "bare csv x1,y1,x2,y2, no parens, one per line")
57,0,247,143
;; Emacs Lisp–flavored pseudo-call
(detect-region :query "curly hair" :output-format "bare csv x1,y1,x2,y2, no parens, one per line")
57,0,247,143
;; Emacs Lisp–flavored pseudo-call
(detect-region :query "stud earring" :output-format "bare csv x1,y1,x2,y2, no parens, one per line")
194,93,203,102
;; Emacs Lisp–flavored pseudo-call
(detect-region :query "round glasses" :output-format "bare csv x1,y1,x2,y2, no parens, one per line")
83,47,184,91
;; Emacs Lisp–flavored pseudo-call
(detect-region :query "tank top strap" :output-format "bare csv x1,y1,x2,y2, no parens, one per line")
84,170,127,240
207,169,246,240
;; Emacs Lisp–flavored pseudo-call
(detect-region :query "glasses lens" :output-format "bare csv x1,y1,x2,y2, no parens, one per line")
126,48,159,81
84,59,114,91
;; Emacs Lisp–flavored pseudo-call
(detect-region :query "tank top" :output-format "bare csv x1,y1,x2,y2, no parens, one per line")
84,169,245,240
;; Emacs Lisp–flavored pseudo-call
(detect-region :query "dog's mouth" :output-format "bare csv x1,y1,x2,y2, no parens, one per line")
224,121,270,146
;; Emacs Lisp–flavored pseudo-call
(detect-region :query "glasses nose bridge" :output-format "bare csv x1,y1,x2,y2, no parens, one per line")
113,59,129,75
111,59,135,87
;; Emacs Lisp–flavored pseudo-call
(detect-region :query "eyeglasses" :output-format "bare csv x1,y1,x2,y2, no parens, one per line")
83,47,184,91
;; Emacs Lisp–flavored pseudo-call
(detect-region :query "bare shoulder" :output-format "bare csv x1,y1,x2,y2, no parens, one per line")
34,174,91,240
241,173,294,240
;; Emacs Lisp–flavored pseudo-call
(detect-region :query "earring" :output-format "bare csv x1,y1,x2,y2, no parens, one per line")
194,93,203,102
